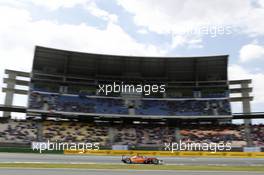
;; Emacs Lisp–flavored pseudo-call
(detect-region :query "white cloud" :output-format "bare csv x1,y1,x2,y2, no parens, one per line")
260,0,264,7
84,1,118,23
171,34,203,49
137,28,148,34
4,0,119,23
0,5,166,107
239,43,264,62
117,0,264,37
22,0,89,10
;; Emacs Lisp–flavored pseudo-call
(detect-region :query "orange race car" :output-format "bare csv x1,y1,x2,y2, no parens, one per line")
121,155,163,165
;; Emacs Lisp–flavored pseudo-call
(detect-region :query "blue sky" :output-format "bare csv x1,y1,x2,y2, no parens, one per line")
0,0,263,119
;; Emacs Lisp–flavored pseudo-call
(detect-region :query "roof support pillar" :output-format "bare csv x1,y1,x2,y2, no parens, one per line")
241,82,253,147
3,72,16,117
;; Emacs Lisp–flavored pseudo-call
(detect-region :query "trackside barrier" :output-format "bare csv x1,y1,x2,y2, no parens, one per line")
178,151,203,157
155,151,180,156
201,152,227,157
64,150,264,158
225,152,253,158
251,152,264,158
0,147,63,154
64,149,111,155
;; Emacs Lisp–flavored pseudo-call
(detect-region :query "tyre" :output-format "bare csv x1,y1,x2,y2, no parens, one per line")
125,158,132,164
152,159,159,165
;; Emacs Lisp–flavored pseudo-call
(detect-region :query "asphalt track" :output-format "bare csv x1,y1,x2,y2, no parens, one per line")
0,168,263,175
0,153,264,166
0,153,264,175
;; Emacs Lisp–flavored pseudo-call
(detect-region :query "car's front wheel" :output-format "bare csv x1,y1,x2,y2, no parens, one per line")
125,158,132,164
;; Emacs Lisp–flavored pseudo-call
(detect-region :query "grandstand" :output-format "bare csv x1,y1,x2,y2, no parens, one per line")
0,46,263,151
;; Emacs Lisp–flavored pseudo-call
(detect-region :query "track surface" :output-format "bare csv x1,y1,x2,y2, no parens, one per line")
0,168,263,175
0,153,264,166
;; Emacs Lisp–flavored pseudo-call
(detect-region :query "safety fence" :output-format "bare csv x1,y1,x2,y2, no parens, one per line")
0,146,63,154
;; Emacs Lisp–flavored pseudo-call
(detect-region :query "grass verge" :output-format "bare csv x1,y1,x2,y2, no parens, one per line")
0,163,264,171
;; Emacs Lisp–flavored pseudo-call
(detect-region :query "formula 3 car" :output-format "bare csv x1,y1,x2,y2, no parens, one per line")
121,155,163,165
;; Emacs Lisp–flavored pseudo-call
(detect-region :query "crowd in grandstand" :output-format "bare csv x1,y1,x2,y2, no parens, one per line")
29,92,127,114
43,121,109,145
251,124,264,146
113,125,175,146
180,124,247,147
28,92,231,116
0,120,37,143
1,120,264,147
137,99,230,116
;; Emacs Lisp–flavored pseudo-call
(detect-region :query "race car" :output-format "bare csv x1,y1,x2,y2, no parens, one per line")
121,155,163,165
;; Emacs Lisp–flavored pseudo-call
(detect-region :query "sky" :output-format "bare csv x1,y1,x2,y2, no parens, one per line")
0,0,263,120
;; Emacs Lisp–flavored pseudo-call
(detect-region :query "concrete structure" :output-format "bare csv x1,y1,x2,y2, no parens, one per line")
0,48,255,146
229,79,254,146
2,69,29,117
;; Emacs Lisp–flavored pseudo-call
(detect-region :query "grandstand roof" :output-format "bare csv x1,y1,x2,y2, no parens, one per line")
32,46,228,81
